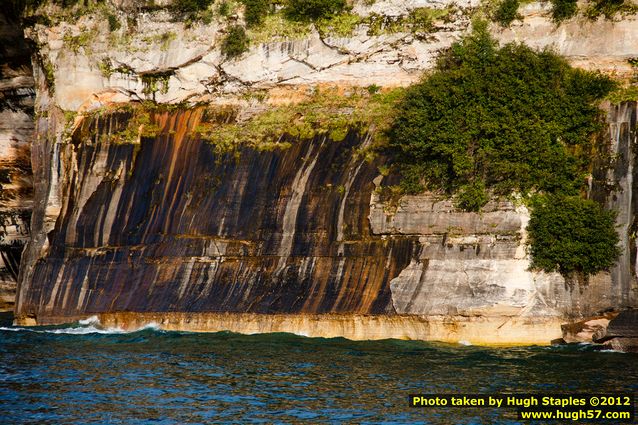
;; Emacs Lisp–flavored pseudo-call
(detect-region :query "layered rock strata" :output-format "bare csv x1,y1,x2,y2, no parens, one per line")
13,102,637,344
10,1,638,343
593,310,638,352
0,10,34,311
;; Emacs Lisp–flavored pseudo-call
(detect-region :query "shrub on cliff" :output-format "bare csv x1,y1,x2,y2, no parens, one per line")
494,0,520,26
173,0,214,13
549,0,578,22
455,181,490,212
385,22,620,281
527,195,620,284
222,25,249,58
386,21,615,199
241,0,272,27
284,0,348,21
585,0,638,20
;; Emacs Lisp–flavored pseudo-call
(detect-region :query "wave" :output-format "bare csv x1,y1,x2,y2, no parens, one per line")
78,315,100,326
0,317,161,335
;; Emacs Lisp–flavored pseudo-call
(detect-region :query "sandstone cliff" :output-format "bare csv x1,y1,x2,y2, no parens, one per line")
8,0,638,344
0,9,34,311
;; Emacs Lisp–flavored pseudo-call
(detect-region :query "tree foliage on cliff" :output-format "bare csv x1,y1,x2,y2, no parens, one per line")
221,25,249,58
494,0,520,27
385,22,620,282
549,0,578,22
386,22,615,200
585,0,638,20
173,0,214,13
241,0,271,27
283,0,348,21
527,195,620,282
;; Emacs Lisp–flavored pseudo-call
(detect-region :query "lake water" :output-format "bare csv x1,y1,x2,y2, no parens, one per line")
1,312,636,424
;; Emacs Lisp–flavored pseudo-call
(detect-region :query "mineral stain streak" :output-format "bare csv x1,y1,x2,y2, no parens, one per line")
16,109,415,323
13,103,638,345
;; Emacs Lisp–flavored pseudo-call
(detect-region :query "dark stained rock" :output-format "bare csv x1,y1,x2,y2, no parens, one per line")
593,310,638,352
0,9,33,311
16,109,418,321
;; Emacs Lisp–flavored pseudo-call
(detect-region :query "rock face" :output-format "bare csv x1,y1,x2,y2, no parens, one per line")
0,10,34,311
13,102,638,344
8,0,638,343
590,103,638,312
16,108,417,321
20,1,638,109
593,310,638,352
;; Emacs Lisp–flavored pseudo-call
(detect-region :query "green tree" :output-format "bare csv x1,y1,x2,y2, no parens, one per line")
527,195,620,283
386,22,615,198
241,0,271,27
549,0,578,22
284,0,347,21
173,0,214,13
494,0,520,27
221,25,249,59
455,181,489,212
385,22,620,284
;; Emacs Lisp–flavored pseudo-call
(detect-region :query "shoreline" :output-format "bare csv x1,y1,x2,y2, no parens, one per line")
14,312,565,346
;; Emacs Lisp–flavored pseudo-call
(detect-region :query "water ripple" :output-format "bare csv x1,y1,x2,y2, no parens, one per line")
1,314,637,424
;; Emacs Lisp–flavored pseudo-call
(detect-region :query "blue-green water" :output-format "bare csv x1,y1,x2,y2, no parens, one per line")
1,313,636,424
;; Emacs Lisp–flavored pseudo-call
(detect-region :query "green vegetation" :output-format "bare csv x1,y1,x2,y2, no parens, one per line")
36,52,56,92
585,0,638,20
606,58,638,103
494,0,520,26
527,195,620,285
142,31,177,51
549,0,578,22
7,0,44,19
316,13,362,37
107,13,120,32
221,25,249,58
367,84,381,94
407,7,445,33
63,28,97,54
607,85,638,104
386,22,615,201
173,0,214,13
81,103,170,144
194,87,404,153
15,0,451,60
97,58,135,79
218,1,231,16
241,1,450,42
241,0,271,27
455,181,490,212
14,0,131,27
363,7,451,37
141,71,173,99
385,22,620,282
247,13,310,43
283,0,348,22
169,0,215,23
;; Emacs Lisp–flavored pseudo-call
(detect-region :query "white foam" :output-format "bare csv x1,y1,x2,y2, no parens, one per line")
0,318,161,335
78,315,100,326
599,348,626,354
0,326,33,332
458,340,473,346
138,322,161,331
46,325,126,335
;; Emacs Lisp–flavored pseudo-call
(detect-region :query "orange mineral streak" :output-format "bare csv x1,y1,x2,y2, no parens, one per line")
153,108,205,236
